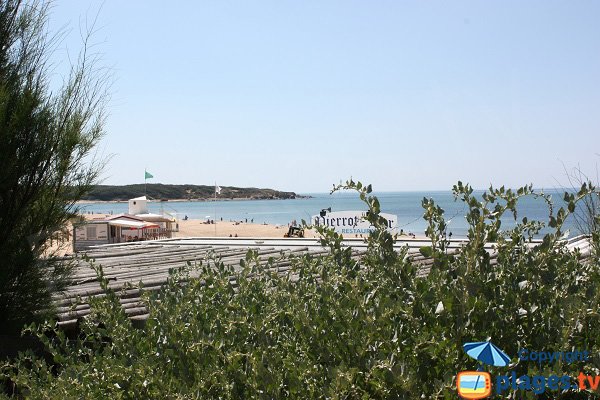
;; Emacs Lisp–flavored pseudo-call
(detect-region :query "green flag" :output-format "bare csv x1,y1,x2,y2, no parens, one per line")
145,170,153,179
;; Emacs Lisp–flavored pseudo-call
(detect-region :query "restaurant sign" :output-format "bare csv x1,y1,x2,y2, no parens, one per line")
311,211,398,235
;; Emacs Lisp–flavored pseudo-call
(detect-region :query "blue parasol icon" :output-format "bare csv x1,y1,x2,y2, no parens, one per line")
463,341,511,367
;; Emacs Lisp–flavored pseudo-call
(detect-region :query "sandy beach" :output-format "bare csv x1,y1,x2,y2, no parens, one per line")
46,214,302,255
47,213,420,256
79,213,315,238
176,219,318,238
46,215,319,256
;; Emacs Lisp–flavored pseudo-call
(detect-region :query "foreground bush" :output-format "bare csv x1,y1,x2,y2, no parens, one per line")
2,181,600,399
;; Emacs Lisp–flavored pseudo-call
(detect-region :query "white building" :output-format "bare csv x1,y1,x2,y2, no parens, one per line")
73,196,176,252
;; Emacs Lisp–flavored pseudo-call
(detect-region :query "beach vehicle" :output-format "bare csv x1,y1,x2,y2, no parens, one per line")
284,226,304,238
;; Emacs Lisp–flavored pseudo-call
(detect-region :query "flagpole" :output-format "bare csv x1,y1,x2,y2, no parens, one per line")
214,182,217,236
144,169,154,198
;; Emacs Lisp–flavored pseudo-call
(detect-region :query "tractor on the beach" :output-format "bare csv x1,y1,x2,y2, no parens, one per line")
284,226,304,238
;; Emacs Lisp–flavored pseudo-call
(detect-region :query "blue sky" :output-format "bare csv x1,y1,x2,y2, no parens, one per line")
48,1,600,193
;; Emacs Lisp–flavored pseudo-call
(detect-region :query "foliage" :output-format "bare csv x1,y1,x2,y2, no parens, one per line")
416,181,600,398
83,184,300,201
562,164,600,263
2,180,600,398
0,0,107,334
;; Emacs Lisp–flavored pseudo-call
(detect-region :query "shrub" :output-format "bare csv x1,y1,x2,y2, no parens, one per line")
2,181,599,399
0,0,107,334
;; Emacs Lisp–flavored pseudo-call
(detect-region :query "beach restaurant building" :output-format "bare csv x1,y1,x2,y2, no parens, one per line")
73,196,175,252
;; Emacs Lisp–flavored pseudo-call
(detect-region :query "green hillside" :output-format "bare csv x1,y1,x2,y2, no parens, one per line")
82,184,301,201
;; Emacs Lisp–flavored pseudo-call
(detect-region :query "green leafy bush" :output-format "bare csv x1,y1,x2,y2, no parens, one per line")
2,181,599,399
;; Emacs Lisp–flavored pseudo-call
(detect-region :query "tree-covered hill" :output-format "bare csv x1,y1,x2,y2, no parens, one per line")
81,184,302,201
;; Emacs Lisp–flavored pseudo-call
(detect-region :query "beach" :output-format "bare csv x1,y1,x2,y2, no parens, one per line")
45,215,321,257
48,210,428,256
80,213,315,238
176,219,318,238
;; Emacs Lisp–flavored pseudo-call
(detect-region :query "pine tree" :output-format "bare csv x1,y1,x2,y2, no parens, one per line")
0,0,107,334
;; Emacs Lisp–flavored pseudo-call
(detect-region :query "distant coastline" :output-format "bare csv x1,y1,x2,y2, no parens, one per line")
77,197,312,204
80,183,309,202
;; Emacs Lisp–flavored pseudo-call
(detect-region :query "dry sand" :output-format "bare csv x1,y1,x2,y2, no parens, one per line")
176,219,317,238
81,213,315,238
45,215,319,256
48,214,418,256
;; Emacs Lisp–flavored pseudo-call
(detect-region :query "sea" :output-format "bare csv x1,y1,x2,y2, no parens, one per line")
79,189,583,239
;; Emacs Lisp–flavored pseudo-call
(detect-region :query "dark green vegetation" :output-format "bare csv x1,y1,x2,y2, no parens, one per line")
0,0,106,334
2,180,599,399
83,184,301,201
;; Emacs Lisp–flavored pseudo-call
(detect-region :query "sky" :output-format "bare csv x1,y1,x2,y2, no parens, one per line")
47,1,600,193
